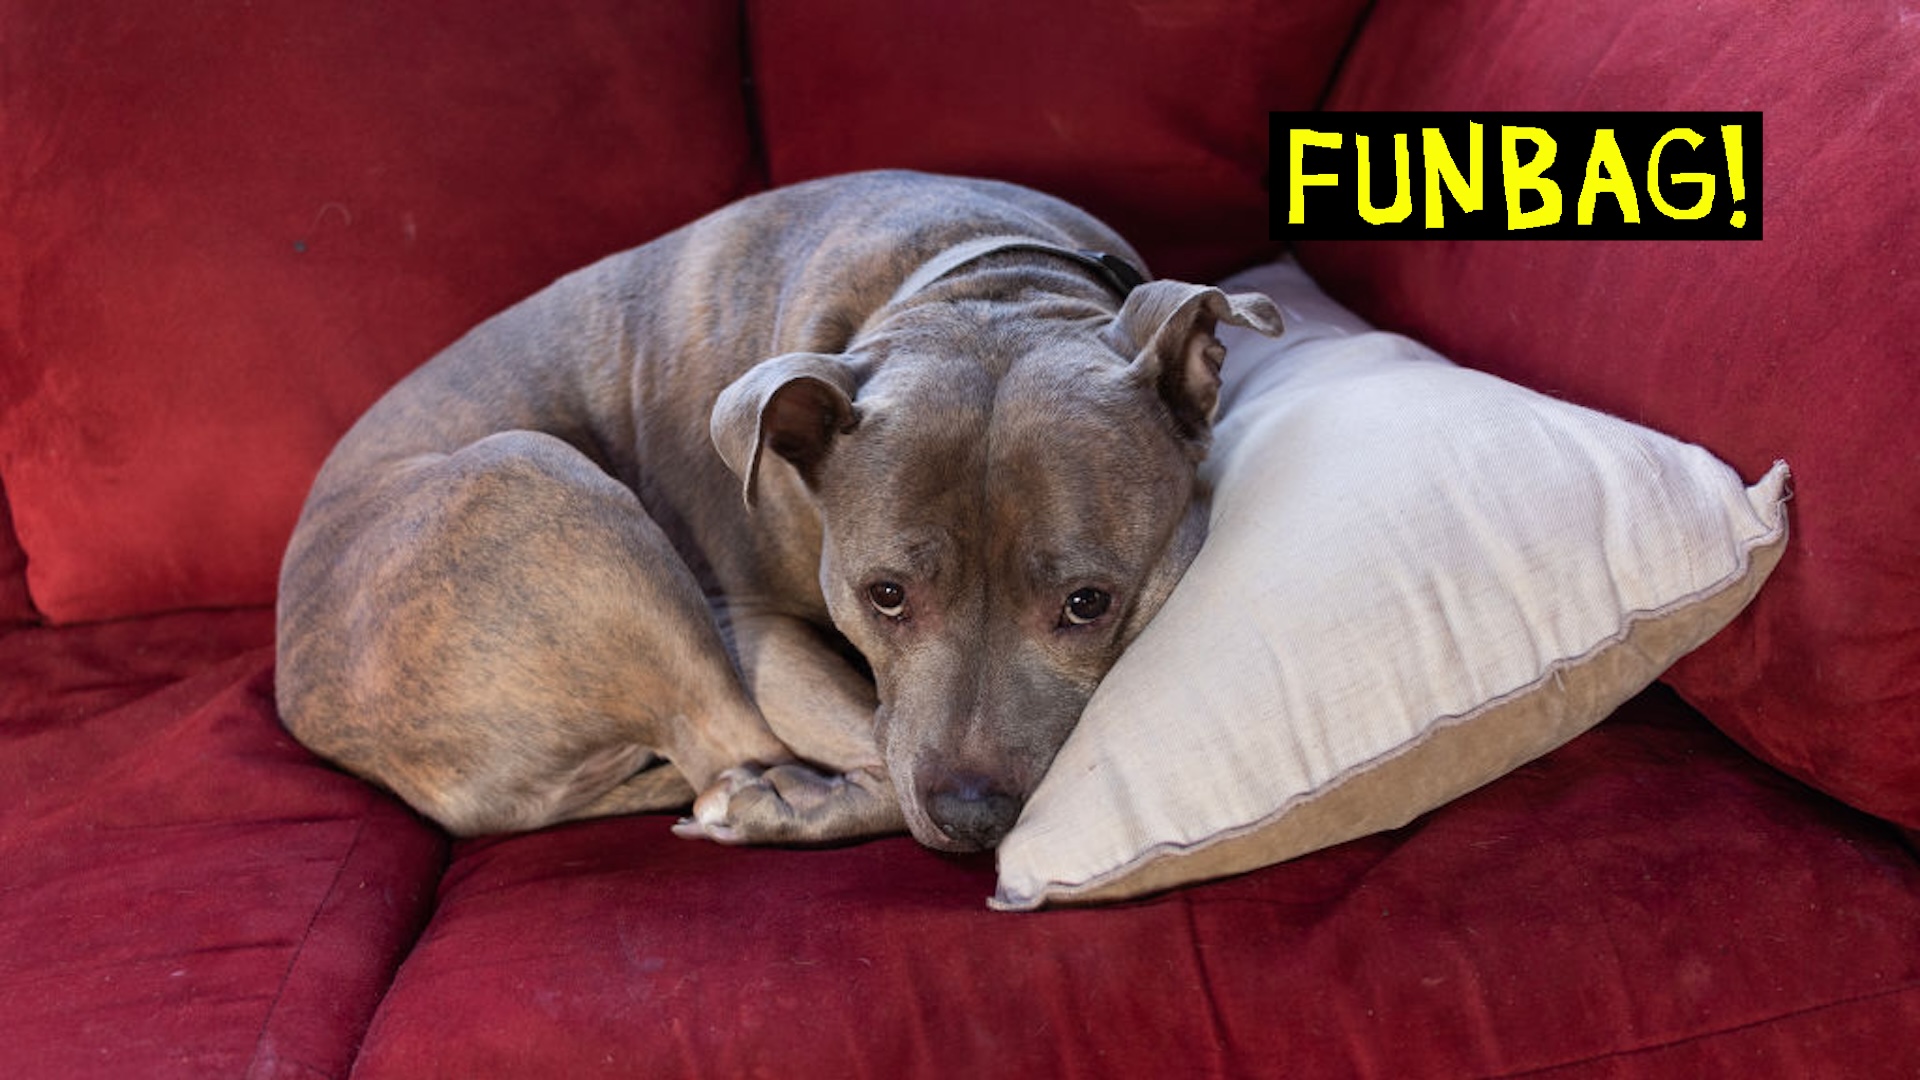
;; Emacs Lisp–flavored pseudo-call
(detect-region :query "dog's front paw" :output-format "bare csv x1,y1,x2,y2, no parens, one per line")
671,763,902,845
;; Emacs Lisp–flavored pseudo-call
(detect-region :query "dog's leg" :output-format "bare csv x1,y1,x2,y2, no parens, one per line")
566,760,696,819
674,762,902,845
672,611,908,844
349,429,908,843
289,429,801,836
728,612,884,770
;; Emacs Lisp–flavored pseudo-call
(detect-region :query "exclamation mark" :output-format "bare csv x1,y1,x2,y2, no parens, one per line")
1723,124,1747,229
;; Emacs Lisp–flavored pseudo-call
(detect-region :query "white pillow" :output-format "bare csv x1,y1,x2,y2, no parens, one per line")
991,257,1789,910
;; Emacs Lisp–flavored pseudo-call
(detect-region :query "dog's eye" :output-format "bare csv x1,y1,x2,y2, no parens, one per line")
868,581,908,620
1062,587,1112,627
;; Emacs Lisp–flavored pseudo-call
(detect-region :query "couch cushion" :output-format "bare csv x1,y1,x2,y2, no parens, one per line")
345,688,1920,1079
994,257,1787,909
748,0,1370,283
1295,0,1920,829
0,1,761,624
0,612,448,1079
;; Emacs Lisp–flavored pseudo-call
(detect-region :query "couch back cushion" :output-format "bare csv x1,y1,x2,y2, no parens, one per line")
748,0,1370,284
1295,0,1919,828
0,486,33,627
0,1,760,623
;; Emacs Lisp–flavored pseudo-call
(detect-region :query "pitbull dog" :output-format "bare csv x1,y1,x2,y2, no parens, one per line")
275,170,1281,852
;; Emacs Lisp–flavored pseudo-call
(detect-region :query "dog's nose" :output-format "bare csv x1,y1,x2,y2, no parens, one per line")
927,775,1021,850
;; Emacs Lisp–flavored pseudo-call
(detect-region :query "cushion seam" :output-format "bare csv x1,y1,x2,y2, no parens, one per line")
243,816,370,1080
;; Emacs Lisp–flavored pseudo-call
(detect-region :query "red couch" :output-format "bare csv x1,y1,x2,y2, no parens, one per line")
3,2,1916,1076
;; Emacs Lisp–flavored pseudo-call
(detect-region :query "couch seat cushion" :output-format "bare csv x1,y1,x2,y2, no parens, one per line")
346,689,1920,1079
0,612,448,1080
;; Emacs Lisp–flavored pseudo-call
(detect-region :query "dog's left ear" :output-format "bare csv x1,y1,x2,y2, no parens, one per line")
711,352,861,508
1106,281,1284,454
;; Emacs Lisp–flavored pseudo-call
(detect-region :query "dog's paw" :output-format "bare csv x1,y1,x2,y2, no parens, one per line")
672,763,901,845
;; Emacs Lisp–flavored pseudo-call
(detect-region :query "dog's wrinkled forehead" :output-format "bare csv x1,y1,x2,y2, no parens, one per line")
824,329,1191,550
853,304,1130,409
849,323,1144,461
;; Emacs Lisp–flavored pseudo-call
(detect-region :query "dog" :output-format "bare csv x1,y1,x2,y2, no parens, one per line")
275,170,1282,852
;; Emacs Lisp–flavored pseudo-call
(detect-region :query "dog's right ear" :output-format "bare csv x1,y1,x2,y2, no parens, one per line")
711,353,861,507
1105,280,1284,456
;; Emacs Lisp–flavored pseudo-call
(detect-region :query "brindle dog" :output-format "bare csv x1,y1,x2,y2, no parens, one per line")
275,171,1281,851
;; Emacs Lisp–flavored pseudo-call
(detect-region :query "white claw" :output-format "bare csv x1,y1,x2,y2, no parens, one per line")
670,766,762,843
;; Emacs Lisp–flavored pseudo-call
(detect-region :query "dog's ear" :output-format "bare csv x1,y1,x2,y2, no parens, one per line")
711,352,861,507
1106,281,1284,454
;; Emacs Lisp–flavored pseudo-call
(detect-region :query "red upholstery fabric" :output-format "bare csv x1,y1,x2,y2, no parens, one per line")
748,0,1368,283
0,610,448,1080
5,4,1915,1077
348,689,1920,1080
1294,0,1920,829
0,1,761,625
0,484,34,626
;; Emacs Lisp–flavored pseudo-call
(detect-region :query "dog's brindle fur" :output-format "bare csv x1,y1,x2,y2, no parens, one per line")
275,171,1281,851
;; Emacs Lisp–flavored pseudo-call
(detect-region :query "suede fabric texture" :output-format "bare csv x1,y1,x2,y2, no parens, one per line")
343,688,1920,1079
746,0,1363,283
2,1,1916,1075
0,611,448,1080
9,613,1916,1076
0,0,761,624
1294,0,1920,829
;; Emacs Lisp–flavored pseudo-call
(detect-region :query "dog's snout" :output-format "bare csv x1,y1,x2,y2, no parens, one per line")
926,774,1021,850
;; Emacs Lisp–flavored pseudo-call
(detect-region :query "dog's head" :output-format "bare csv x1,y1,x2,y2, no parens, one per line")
714,280,1281,850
